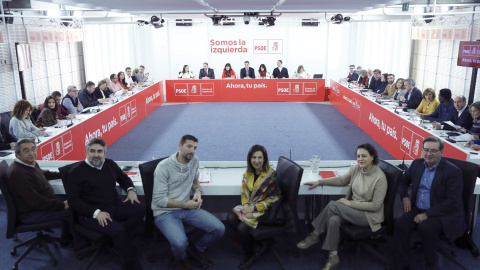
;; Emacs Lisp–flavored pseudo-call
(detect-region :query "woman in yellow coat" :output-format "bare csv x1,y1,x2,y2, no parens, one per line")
416,88,440,115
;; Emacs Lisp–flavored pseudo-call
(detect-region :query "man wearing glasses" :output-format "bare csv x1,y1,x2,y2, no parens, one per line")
61,85,83,114
393,136,465,270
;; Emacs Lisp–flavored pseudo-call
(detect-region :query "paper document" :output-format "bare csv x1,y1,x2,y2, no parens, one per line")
443,121,463,130
200,171,210,183
450,133,471,142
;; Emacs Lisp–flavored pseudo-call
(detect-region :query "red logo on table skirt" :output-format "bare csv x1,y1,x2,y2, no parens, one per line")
353,98,361,111
200,84,214,96
401,127,414,155
331,84,340,96
174,84,188,96
277,82,290,95
62,132,73,155
189,84,201,96
119,105,127,126
130,100,137,118
52,136,64,160
291,83,304,95
304,82,317,95
411,133,424,158
40,143,54,161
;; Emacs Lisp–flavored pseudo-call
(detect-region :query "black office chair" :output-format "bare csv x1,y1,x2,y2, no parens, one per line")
242,156,304,270
436,157,480,269
138,158,200,266
0,160,63,270
339,159,403,270
59,162,118,270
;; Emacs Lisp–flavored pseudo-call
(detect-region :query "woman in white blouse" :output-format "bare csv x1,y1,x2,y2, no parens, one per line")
296,65,308,79
9,100,44,139
178,65,195,79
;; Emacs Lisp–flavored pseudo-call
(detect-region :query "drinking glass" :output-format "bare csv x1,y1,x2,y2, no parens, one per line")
309,155,320,176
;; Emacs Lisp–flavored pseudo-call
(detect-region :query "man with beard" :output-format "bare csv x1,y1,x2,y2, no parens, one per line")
64,138,145,270
152,134,225,270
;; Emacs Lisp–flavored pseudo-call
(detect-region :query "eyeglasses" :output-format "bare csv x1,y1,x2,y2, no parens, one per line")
422,148,440,154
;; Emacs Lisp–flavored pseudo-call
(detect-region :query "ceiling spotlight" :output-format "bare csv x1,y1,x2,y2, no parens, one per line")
262,16,275,27
212,16,221,26
331,14,346,24
151,15,160,23
150,15,165,29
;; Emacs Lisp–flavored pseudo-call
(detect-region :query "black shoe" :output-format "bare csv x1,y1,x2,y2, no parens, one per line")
238,252,253,268
187,245,214,269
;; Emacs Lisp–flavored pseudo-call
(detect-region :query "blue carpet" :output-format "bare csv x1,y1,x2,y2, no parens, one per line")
107,102,395,161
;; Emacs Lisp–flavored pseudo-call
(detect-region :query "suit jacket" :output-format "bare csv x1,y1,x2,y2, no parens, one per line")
347,71,359,82
368,77,381,91
199,68,215,79
0,123,17,150
381,83,396,97
240,68,255,79
272,67,289,78
78,88,100,108
442,105,473,131
401,87,422,109
398,158,465,240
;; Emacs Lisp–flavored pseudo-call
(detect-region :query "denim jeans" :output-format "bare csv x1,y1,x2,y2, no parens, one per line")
154,209,225,260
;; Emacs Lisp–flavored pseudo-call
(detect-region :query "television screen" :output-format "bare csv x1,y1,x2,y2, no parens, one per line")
457,41,480,68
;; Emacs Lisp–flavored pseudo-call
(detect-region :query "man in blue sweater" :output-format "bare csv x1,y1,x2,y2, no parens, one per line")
423,88,454,122
152,135,225,270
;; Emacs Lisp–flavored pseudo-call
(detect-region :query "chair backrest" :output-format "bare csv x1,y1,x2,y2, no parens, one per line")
443,157,479,234
0,160,18,239
377,159,403,235
1,111,12,131
139,158,168,222
59,161,82,223
275,156,303,234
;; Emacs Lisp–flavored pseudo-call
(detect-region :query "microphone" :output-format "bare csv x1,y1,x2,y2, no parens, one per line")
397,152,408,171
394,106,399,115
22,125,40,144
289,149,291,160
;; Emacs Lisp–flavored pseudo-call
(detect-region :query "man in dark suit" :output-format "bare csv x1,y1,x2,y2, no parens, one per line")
64,138,145,270
394,136,465,270
272,60,289,78
199,62,215,79
240,61,255,79
399,78,422,109
432,95,473,132
346,65,358,82
367,69,382,91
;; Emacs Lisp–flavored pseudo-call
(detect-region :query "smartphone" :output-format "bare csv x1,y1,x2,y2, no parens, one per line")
122,166,133,172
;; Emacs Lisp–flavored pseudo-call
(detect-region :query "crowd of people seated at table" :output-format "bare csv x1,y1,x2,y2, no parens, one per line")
177,60,319,80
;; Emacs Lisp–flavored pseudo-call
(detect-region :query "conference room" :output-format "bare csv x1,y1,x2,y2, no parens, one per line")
1,0,480,269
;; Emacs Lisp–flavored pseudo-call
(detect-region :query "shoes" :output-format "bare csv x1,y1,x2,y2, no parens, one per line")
297,232,320,250
238,252,253,269
322,254,339,270
187,245,214,269
177,258,192,270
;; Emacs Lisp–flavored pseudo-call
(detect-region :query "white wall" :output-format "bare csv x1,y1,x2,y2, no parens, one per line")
83,19,411,88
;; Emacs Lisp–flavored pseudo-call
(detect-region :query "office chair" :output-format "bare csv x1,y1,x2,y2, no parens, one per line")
339,159,403,270
241,156,304,270
437,157,480,269
0,160,63,270
139,158,201,268
59,162,121,270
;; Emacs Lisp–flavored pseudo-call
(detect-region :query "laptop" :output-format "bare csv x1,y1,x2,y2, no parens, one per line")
313,74,323,79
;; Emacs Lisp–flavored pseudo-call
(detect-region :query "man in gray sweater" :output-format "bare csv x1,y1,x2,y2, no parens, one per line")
152,135,225,270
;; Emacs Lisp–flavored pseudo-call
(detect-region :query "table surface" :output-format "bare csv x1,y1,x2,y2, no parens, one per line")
4,159,478,196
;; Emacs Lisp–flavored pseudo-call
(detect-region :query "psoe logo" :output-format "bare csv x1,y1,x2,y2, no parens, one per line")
55,142,61,156
176,89,187,94
253,39,283,54
331,85,340,96
293,84,300,94
352,98,361,111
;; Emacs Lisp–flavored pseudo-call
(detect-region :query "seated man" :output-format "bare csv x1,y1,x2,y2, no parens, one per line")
346,65,358,82
40,91,73,120
394,137,465,270
380,74,396,98
6,138,70,242
0,113,17,150
78,81,107,108
199,62,215,79
136,65,149,83
423,88,454,123
272,60,289,79
61,85,83,114
399,78,422,109
240,61,255,79
432,95,472,132
367,69,382,92
64,138,144,270
152,135,225,269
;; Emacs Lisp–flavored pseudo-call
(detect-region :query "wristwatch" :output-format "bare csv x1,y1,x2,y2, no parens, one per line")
195,188,202,193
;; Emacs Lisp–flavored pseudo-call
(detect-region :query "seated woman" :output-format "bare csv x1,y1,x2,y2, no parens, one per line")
0,114,17,150
415,88,439,115
226,145,282,267
375,73,388,95
297,143,387,270
257,64,268,79
36,96,59,127
389,78,407,101
94,79,113,100
178,65,195,79
296,65,308,78
10,100,44,140
132,68,141,85
358,70,368,88
222,63,236,79
468,101,480,137
118,71,128,89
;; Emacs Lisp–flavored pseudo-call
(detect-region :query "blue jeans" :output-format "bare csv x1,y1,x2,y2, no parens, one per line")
154,209,225,260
